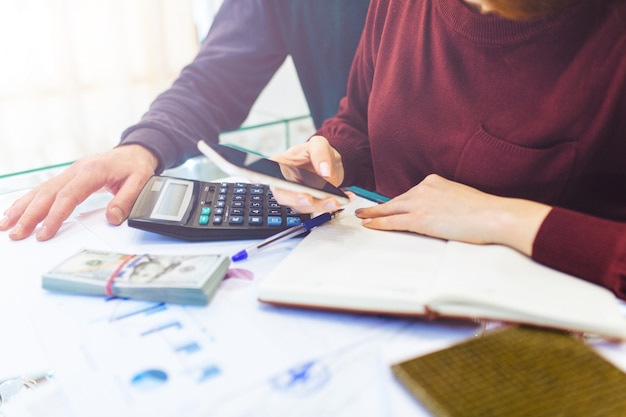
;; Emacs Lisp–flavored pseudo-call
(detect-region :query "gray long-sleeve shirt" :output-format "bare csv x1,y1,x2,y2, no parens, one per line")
120,0,369,173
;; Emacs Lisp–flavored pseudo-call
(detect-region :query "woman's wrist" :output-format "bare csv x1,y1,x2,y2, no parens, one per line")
491,197,552,256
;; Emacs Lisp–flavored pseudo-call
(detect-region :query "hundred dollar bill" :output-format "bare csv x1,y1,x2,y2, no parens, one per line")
42,249,230,305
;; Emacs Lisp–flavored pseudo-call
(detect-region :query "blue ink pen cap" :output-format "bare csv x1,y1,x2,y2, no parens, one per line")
231,250,248,262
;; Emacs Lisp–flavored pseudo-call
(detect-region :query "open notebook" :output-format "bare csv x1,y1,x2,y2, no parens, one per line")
258,197,626,340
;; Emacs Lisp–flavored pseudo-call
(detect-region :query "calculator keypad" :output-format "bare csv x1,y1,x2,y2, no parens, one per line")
197,182,308,232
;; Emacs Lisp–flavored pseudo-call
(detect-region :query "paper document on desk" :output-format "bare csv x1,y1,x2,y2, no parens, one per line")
258,197,626,340
42,249,230,305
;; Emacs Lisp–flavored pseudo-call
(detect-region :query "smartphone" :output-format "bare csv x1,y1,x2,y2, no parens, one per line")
197,141,350,205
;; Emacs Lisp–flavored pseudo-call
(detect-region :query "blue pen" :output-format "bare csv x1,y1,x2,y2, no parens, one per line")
231,209,344,262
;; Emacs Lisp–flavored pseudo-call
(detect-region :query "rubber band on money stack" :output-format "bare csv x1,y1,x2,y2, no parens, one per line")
105,255,137,297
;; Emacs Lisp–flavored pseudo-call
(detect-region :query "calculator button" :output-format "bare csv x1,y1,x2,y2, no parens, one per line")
250,187,264,194
267,216,283,227
268,208,281,215
217,194,227,201
216,201,225,208
248,216,263,226
198,215,209,225
286,217,302,227
212,215,223,225
250,195,263,202
229,216,244,225
232,195,245,201
201,207,211,215
231,201,244,208
233,187,247,194
201,186,212,204
214,207,224,215
249,208,262,216
231,208,244,215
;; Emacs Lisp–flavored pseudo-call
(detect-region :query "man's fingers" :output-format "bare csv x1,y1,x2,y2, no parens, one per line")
35,177,104,240
0,188,38,231
105,175,151,225
8,186,64,240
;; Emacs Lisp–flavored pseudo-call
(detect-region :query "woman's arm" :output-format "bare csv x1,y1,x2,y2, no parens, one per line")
356,173,626,300
355,174,551,256
313,0,390,191
533,207,626,299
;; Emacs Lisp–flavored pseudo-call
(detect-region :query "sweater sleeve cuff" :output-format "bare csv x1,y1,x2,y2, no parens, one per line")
532,207,626,299
315,130,375,190
119,127,181,174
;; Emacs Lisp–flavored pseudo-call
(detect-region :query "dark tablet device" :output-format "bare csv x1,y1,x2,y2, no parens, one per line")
197,141,350,205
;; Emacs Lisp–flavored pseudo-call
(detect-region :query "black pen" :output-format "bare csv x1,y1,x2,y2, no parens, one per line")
231,209,344,262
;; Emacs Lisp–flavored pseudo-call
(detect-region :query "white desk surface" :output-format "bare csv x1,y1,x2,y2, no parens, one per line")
2,180,626,417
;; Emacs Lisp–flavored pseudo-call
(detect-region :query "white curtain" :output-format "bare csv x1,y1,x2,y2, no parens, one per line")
0,0,206,175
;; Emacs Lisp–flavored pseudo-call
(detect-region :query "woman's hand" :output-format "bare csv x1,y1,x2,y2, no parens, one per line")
355,174,552,256
271,135,348,213
0,144,158,241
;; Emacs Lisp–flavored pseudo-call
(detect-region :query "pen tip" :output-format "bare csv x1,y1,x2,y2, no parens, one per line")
231,250,248,262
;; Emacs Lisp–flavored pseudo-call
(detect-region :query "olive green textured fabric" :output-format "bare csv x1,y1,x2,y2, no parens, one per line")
392,326,626,417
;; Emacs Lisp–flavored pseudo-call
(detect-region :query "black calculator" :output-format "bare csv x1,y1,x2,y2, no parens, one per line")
128,175,310,241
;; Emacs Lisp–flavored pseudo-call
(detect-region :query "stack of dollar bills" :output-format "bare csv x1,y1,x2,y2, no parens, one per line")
42,249,231,306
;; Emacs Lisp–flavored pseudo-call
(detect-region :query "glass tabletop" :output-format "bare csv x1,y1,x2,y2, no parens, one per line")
0,156,231,198
0,115,313,196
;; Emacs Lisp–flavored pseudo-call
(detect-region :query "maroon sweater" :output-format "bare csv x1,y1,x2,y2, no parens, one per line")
318,0,626,298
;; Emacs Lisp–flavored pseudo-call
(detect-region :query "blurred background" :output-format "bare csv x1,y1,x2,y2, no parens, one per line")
0,0,313,177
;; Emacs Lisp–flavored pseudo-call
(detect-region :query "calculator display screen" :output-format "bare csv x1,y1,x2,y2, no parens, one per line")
155,183,188,216
149,178,194,221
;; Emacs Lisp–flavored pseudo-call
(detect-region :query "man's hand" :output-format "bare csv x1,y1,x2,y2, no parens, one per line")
0,144,158,241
